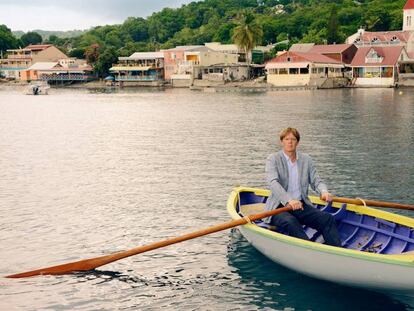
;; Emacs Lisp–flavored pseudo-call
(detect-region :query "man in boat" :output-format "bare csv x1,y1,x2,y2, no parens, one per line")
264,127,342,247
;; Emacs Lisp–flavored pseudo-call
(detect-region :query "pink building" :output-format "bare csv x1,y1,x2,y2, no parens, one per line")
163,45,203,80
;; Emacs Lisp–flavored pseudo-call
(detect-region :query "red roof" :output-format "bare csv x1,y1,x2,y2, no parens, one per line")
356,31,411,43
267,51,342,64
404,0,414,9
350,46,404,67
25,44,52,51
309,44,354,54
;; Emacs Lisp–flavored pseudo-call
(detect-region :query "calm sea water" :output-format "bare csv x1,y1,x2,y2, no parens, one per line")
0,86,413,311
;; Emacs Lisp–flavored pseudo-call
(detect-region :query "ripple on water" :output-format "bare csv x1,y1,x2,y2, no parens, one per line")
0,88,413,310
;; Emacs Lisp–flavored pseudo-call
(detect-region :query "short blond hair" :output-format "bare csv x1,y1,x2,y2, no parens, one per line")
280,127,300,142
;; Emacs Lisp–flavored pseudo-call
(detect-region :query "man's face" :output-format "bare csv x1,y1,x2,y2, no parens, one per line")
281,132,299,153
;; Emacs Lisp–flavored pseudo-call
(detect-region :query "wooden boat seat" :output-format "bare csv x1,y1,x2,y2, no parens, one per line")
239,203,265,216
239,203,277,230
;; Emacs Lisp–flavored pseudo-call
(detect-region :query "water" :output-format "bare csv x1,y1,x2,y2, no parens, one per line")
0,86,413,310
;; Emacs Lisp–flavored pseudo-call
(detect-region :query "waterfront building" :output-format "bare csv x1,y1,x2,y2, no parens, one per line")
198,63,250,84
163,45,204,81
0,44,67,79
349,46,407,87
167,46,239,87
109,52,165,86
21,60,94,83
265,51,345,88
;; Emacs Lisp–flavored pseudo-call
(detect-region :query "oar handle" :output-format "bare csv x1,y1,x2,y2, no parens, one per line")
329,196,414,211
6,206,292,278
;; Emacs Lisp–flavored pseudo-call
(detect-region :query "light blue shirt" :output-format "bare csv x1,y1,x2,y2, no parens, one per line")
283,152,301,200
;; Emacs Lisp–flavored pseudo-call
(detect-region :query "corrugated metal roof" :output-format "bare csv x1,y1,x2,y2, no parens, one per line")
110,66,151,71
309,44,354,54
267,51,343,65
166,45,204,51
127,52,164,60
25,44,52,51
350,46,404,67
357,31,411,43
28,62,59,70
289,43,315,52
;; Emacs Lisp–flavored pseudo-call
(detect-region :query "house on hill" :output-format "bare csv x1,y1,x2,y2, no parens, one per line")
346,0,414,58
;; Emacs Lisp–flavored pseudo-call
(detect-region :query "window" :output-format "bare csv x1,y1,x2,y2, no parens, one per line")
365,49,383,63
390,36,399,44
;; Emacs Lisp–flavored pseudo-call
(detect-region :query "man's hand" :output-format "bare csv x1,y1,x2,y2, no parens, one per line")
321,191,333,202
288,199,303,210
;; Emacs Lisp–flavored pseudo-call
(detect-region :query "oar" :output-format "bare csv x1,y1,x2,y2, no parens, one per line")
6,206,292,278
328,196,414,211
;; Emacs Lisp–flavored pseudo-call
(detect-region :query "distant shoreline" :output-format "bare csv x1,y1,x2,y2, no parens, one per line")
1,79,409,92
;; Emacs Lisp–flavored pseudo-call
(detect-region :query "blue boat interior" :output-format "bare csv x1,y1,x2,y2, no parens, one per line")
237,191,414,254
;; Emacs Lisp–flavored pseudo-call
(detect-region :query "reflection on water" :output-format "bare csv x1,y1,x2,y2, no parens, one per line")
0,87,413,310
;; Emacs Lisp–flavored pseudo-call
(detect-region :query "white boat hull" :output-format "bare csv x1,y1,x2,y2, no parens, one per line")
239,225,414,295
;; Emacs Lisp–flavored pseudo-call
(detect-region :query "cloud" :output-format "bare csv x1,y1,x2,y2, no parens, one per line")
0,0,195,31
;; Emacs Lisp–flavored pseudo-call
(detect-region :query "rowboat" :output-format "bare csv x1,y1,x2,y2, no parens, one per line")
227,186,414,295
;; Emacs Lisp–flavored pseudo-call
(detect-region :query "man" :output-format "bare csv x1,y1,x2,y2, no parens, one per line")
264,127,342,247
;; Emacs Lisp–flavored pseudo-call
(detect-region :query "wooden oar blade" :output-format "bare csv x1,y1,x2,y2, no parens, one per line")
6,258,101,278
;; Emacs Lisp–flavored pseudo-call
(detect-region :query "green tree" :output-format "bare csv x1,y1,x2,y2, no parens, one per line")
0,25,20,53
95,47,118,77
68,47,86,59
121,17,149,42
20,31,42,46
327,6,339,44
232,10,263,63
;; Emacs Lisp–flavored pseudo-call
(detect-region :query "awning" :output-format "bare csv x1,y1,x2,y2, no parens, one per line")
265,62,309,69
110,66,151,71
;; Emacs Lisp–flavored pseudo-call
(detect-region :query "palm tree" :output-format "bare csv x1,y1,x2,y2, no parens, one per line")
232,10,263,64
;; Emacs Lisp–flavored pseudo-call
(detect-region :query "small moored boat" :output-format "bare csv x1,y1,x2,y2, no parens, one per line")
25,81,50,95
227,186,414,295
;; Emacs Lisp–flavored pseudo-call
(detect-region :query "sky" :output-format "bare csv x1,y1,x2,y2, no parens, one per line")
0,0,196,32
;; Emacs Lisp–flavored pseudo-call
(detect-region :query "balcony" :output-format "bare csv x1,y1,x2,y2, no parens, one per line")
7,54,32,59
181,60,200,66
115,75,162,81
